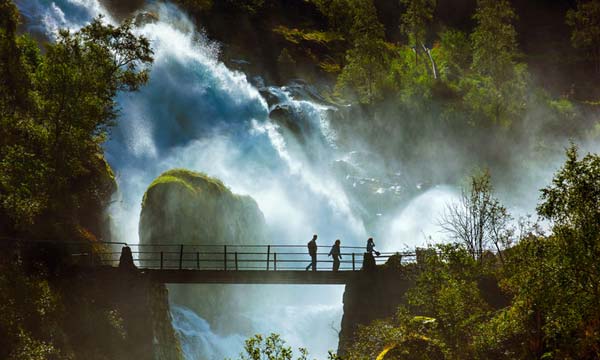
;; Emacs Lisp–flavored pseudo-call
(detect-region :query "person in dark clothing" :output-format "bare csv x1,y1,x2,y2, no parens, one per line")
306,234,318,271
118,245,136,270
366,237,380,256
329,239,342,271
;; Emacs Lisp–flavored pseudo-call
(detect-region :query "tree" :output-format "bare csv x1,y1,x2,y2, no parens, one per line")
0,0,38,115
345,245,488,359
311,0,393,104
566,0,600,74
487,145,600,358
537,144,600,300
471,0,519,82
329,0,390,103
440,171,512,261
464,0,528,127
0,261,63,360
399,0,436,68
0,9,153,238
336,37,390,104
235,334,309,360
436,29,471,83
310,0,355,38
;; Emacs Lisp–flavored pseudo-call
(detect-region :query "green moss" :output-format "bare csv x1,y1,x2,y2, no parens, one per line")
142,169,232,208
147,175,196,195
139,168,266,248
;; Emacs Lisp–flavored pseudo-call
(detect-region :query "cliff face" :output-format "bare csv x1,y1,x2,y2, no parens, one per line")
59,268,183,360
0,258,183,360
338,267,415,355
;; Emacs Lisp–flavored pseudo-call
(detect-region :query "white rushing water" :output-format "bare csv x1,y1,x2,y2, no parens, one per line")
16,1,457,358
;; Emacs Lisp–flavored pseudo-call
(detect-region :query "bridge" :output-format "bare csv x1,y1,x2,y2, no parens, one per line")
3,239,420,285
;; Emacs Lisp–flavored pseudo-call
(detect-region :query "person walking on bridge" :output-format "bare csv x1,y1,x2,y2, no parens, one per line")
329,239,342,272
367,237,380,256
306,234,318,271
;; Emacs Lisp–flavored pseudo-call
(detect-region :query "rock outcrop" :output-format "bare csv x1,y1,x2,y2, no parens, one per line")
338,262,415,355
139,169,268,333
338,257,509,356
56,267,182,360
140,169,267,247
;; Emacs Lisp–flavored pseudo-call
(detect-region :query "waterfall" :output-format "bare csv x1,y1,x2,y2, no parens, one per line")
15,1,457,358
16,1,357,358
171,306,246,360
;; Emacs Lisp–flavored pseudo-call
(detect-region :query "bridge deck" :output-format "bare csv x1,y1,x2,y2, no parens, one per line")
143,269,361,284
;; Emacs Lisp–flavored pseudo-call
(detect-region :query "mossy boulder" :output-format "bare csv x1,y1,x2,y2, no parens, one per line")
139,169,268,333
139,169,267,247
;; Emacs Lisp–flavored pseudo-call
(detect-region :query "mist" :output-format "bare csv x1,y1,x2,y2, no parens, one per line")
15,0,597,359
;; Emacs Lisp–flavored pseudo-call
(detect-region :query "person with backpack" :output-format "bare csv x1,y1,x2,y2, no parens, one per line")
328,239,342,271
305,234,318,271
367,237,380,256
363,237,380,271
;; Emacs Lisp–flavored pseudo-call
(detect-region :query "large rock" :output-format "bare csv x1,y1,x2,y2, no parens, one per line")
138,169,268,334
139,169,267,247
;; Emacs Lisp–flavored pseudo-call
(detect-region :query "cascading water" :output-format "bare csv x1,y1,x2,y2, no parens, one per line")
171,306,247,360
16,1,457,358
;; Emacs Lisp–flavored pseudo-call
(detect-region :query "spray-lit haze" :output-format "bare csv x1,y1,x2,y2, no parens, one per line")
16,0,585,358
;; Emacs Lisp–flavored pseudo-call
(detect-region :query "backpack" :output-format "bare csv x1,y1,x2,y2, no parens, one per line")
307,240,316,254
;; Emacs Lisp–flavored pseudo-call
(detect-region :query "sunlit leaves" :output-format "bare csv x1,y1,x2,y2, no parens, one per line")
0,9,152,237
237,334,311,360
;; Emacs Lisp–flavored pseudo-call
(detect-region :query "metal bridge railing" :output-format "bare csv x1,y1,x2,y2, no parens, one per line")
0,238,420,272
105,244,417,271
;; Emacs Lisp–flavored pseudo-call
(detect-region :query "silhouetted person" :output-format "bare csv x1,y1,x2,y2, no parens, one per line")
366,238,380,256
329,239,342,272
118,245,136,270
363,238,379,271
306,234,318,271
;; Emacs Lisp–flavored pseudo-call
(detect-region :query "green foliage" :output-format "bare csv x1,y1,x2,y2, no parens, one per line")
235,334,310,360
310,0,355,37
345,314,445,360
399,0,436,49
0,261,63,359
538,144,600,237
0,6,153,238
470,0,519,82
234,334,344,360
311,0,390,104
336,38,391,103
346,148,600,359
462,0,528,127
566,0,600,73
0,255,184,360
532,146,600,355
345,245,485,359
408,244,491,357
435,30,471,83
461,63,529,128
273,26,343,45
387,44,437,103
